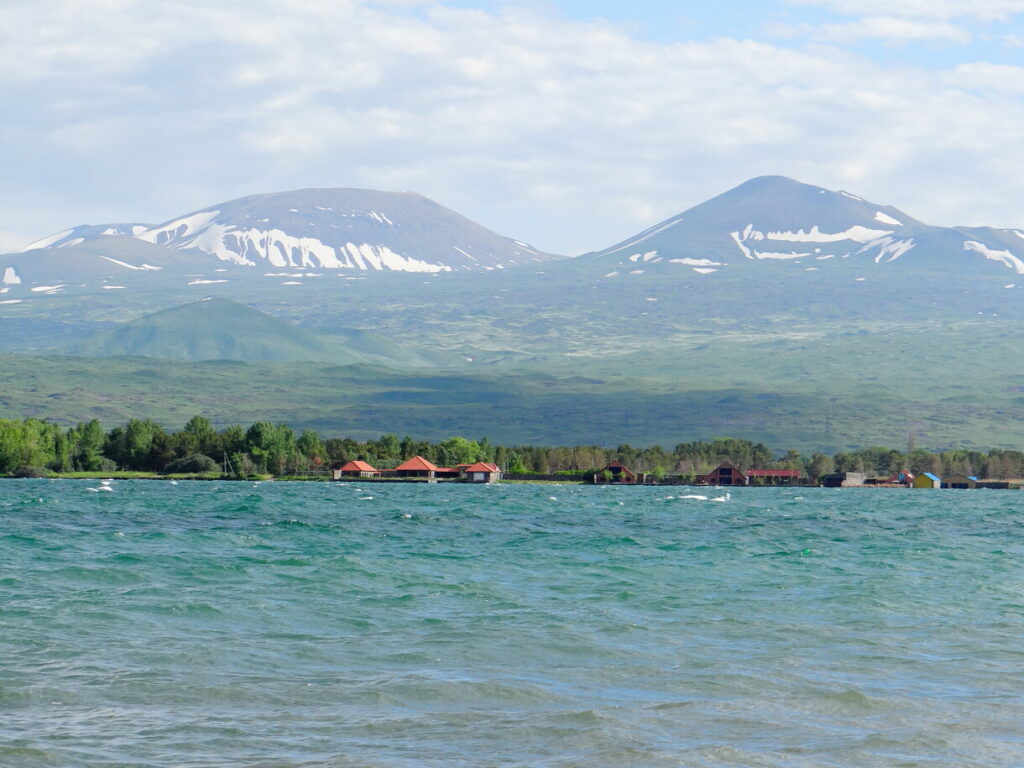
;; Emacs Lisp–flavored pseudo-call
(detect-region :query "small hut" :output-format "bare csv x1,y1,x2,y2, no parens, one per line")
334,460,379,480
460,462,502,484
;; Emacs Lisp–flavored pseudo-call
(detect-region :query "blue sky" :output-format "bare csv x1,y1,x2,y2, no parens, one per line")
1,0,1023,254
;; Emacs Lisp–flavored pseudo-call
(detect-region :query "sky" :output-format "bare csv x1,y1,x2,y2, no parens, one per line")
1,0,1023,255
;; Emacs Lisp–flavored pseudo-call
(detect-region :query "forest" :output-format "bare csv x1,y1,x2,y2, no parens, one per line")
2,416,1023,481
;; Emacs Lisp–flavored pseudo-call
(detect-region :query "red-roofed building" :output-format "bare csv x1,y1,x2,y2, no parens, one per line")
333,460,380,480
393,456,439,479
460,462,502,484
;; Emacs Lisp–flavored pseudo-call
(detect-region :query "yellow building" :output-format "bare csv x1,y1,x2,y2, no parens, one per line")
912,473,941,488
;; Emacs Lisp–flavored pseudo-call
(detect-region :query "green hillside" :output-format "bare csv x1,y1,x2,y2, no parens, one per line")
1,344,1021,453
67,298,365,364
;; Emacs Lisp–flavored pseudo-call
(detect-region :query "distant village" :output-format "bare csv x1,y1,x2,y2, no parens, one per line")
334,457,1017,489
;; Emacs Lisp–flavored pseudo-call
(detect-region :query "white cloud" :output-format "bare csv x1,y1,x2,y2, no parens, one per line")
0,0,1023,254
816,16,971,41
785,0,1024,22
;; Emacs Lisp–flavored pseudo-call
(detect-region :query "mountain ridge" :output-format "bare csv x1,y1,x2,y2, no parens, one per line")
13,187,560,279
586,175,1024,279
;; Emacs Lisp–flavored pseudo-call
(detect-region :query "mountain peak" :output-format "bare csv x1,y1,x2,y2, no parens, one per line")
590,176,1023,278
17,188,560,275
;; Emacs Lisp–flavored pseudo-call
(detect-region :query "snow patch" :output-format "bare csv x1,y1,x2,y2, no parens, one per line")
765,225,892,244
453,246,478,262
1005,284,1016,289
188,279,228,285
2,267,21,285
630,269,645,275
103,285,126,290
840,191,864,201
21,229,73,251
755,251,811,260
604,271,620,278
138,210,222,248
31,284,65,293
99,256,162,271
670,258,722,267
874,211,903,226
692,268,718,274
605,217,683,255
343,242,449,273
730,231,753,259
964,240,1024,273
862,237,915,263
0,299,23,304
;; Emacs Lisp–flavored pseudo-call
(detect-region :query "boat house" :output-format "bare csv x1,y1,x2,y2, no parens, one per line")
594,460,641,484
821,472,867,488
698,462,746,486
912,473,941,489
942,473,978,489
745,469,802,486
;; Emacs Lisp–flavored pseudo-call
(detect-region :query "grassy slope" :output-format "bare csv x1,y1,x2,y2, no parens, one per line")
1,339,1021,452
2,255,1021,452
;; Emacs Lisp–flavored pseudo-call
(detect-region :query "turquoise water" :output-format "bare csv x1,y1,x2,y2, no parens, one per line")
2,480,1023,767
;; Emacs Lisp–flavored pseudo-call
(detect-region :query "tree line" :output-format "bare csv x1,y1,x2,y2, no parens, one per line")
2,416,1023,480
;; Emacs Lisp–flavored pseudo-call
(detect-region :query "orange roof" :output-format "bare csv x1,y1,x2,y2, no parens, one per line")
463,462,499,473
393,455,438,472
341,460,377,473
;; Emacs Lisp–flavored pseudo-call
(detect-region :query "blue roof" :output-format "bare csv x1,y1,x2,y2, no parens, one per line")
923,472,940,481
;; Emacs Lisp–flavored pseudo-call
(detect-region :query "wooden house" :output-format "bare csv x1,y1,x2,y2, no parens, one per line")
460,462,502,484
912,472,941,489
698,461,745,486
594,460,639,484
745,469,802,486
942,473,978,489
392,456,439,479
333,460,379,480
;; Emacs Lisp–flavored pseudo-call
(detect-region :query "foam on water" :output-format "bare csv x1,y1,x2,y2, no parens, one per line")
1,480,1023,766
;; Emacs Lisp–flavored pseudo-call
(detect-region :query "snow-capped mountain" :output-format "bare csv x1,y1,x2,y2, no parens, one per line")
19,188,557,273
588,175,1024,278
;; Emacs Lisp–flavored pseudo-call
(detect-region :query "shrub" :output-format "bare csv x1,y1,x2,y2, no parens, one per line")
12,465,49,478
163,453,219,474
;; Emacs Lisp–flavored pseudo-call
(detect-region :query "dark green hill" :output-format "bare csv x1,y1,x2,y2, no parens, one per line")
67,298,364,363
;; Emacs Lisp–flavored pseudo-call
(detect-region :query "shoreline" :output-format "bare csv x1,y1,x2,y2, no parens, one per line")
3,473,1019,489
